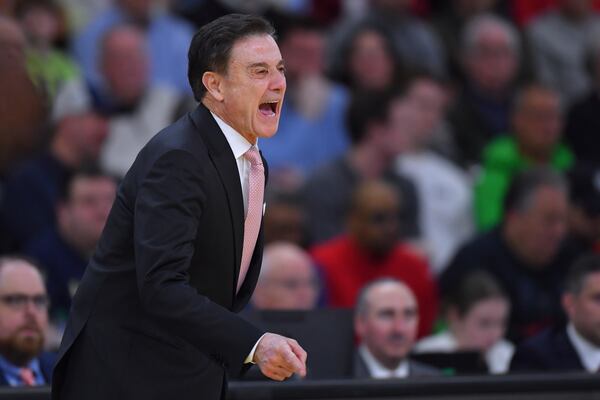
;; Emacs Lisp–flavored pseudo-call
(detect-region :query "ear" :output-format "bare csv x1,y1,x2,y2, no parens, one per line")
354,315,365,339
202,71,225,102
562,292,575,319
446,306,461,328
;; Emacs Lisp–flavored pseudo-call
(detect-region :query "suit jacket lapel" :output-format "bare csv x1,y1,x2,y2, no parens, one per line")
189,104,244,293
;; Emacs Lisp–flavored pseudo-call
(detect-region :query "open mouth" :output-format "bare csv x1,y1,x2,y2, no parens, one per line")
258,100,278,117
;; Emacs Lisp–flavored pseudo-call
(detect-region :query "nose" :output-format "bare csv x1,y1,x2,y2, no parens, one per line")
270,69,286,93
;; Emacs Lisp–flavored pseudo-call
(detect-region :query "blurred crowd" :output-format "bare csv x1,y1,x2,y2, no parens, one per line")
1,0,600,386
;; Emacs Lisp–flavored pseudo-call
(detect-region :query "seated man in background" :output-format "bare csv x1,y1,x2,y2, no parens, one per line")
511,254,600,373
311,180,438,337
353,278,438,379
303,87,420,246
416,271,513,374
441,167,577,343
0,256,54,386
474,83,574,230
251,242,320,311
24,166,117,323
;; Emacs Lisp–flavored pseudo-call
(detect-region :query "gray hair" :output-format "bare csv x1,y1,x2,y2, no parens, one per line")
503,167,568,214
462,14,520,59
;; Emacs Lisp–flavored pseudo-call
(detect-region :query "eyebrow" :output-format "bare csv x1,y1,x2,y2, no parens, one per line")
247,60,285,70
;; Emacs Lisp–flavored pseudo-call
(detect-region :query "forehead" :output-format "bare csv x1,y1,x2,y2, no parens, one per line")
228,34,282,67
367,284,416,312
0,263,45,294
581,272,600,293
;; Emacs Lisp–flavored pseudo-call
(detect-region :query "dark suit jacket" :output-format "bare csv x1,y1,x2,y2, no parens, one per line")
352,351,440,379
0,352,56,386
510,326,584,372
52,104,268,400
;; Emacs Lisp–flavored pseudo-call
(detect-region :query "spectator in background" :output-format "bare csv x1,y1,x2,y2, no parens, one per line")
441,168,574,343
0,257,54,386
329,21,405,92
564,40,600,169
416,271,514,374
431,0,503,80
15,0,79,100
353,278,439,379
474,83,573,230
88,24,192,177
527,0,600,106
24,166,116,322
447,14,521,168
303,88,420,245
511,254,600,372
258,16,349,176
0,77,107,252
263,188,307,248
395,73,474,273
311,180,438,337
73,0,194,94
0,16,48,180
331,0,445,78
251,242,320,311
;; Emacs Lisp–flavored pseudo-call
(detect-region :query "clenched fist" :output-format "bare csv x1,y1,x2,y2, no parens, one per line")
253,333,307,381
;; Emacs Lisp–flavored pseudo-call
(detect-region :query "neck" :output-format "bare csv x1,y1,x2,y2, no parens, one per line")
51,136,80,168
202,98,257,145
517,142,553,165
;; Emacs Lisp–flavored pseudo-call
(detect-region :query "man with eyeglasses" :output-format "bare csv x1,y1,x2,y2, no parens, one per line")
310,180,438,337
0,256,54,387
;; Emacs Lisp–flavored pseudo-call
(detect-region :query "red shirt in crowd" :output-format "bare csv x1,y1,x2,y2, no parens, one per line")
310,235,439,337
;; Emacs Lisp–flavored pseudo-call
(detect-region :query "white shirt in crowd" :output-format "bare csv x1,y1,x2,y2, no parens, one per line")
567,323,600,373
395,151,473,274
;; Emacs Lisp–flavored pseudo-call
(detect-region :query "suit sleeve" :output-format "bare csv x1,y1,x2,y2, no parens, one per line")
133,149,263,374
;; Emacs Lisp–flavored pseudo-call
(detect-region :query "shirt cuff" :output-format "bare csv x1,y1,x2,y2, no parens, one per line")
244,333,267,364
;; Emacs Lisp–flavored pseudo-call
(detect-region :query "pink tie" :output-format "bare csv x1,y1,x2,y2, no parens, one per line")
237,147,264,293
19,368,35,386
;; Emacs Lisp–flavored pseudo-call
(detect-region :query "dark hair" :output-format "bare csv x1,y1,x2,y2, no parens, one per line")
272,14,323,45
59,163,118,203
332,19,405,89
511,81,561,114
503,167,567,215
187,13,276,102
565,254,600,295
345,85,407,144
14,0,59,19
448,271,507,317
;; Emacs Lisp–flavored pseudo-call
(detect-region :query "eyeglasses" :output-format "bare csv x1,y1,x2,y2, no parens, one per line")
0,294,49,311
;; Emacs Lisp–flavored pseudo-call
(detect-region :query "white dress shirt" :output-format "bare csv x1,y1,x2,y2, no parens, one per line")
359,345,409,379
211,112,255,215
210,112,264,364
567,323,600,373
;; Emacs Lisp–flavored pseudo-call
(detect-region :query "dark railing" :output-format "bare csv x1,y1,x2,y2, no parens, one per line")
3,373,600,400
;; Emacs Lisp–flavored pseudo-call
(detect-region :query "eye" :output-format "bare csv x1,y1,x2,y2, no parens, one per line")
255,68,268,76
278,65,286,75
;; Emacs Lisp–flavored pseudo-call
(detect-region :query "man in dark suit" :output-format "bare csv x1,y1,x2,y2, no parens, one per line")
52,14,307,400
0,257,55,386
353,278,439,379
511,254,600,372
